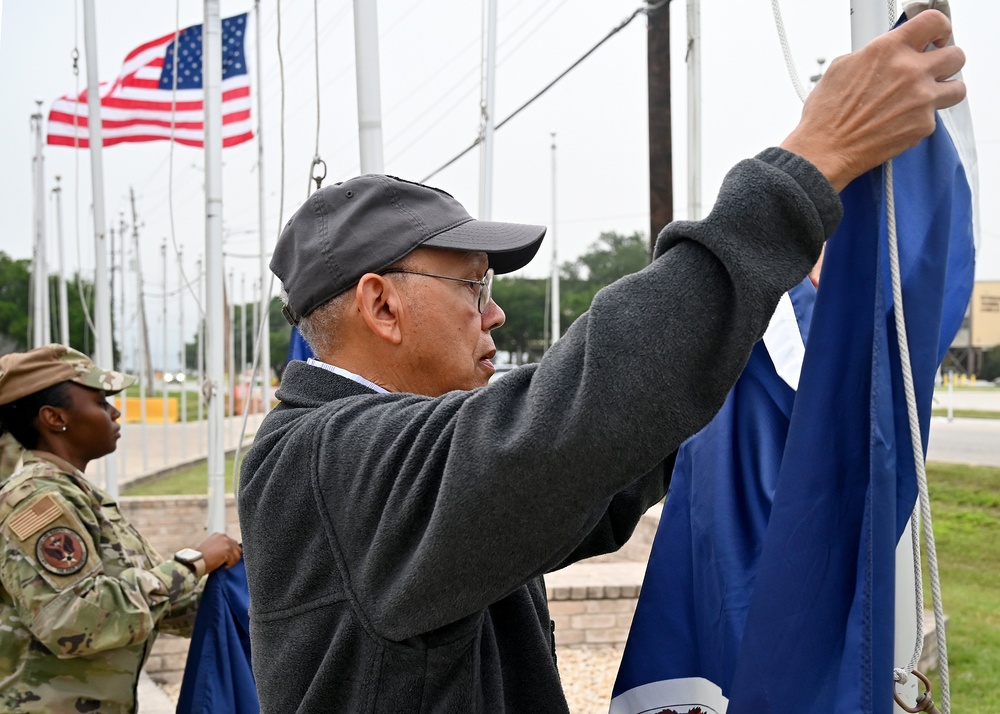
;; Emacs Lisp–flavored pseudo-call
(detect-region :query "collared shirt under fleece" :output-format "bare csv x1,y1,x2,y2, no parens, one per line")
237,147,844,713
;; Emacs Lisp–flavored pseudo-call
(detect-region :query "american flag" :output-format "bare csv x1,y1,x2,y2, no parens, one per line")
47,13,252,149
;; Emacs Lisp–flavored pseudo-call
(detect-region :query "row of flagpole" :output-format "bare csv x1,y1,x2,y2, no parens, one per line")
35,0,703,526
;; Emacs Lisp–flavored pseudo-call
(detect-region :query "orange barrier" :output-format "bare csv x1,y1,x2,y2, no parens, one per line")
117,397,179,424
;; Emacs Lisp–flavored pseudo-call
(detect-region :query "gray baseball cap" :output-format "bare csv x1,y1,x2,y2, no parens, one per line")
271,174,546,325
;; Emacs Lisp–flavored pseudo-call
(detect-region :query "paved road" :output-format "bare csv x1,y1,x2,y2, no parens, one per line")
927,388,1000,467
931,387,1000,413
87,412,267,492
927,416,1000,467
97,388,995,491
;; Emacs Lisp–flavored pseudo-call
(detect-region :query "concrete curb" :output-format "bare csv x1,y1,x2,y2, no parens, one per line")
137,670,175,714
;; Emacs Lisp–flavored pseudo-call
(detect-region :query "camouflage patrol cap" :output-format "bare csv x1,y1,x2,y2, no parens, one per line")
0,344,136,406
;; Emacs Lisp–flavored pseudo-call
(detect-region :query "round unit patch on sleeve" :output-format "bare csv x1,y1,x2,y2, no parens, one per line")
35,527,89,576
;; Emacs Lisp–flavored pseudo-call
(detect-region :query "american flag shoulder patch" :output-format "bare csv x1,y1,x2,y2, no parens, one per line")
9,494,64,541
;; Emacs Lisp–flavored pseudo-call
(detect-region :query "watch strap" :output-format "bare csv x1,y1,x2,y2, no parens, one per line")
174,551,207,578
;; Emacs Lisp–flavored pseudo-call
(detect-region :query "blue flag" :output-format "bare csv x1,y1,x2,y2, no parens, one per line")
177,560,260,714
287,326,314,362
612,45,976,714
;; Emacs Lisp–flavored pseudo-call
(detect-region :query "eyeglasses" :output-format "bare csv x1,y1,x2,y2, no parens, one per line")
380,267,495,313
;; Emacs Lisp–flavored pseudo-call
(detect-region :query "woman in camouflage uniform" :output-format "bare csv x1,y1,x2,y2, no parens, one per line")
0,344,242,713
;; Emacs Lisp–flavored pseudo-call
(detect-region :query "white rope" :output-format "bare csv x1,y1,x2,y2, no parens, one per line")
883,2,950,710
769,0,809,102
886,157,951,712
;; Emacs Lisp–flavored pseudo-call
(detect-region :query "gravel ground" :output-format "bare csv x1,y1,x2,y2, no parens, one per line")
559,644,625,714
156,644,623,713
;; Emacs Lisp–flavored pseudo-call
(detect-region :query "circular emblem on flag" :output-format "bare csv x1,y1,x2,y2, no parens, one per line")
35,527,88,576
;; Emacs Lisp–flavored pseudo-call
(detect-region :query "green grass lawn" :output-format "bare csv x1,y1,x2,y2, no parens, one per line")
122,455,240,496
921,462,1000,712
930,408,1000,420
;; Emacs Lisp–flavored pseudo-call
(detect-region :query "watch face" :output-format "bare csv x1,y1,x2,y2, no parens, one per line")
175,548,203,563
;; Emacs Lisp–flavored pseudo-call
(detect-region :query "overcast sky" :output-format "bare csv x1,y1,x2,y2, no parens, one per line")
0,0,996,369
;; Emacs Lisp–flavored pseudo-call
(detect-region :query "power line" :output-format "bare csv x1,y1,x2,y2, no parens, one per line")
420,3,654,184
386,0,572,157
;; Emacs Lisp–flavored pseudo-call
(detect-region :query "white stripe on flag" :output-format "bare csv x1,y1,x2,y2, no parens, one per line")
762,291,806,391
609,676,729,714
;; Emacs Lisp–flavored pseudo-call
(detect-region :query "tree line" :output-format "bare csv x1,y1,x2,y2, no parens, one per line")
7,236,999,381
492,230,649,363
0,232,649,373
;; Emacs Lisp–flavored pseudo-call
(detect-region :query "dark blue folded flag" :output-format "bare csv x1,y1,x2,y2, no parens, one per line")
612,37,976,713
177,559,260,714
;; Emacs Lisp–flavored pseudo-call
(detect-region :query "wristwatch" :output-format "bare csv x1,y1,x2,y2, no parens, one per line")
173,548,206,578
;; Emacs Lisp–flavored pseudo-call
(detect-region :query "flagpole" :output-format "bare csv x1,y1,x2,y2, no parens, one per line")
162,239,169,468
550,132,559,347
177,245,188,460
353,0,385,173
196,255,205,454
31,103,50,348
240,272,246,386
478,0,497,220
53,176,70,346
850,2,920,709
850,0,891,50
204,0,227,534
116,218,128,489
82,0,118,497
252,278,259,412
228,269,236,445
686,0,702,220
130,188,149,476
255,0,271,414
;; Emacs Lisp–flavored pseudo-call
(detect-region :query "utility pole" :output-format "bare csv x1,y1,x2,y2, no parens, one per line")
53,176,70,346
647,0,673,255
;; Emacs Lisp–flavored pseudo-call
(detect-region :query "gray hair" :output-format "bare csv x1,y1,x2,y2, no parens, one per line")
282,256,419,358
282,287,354,358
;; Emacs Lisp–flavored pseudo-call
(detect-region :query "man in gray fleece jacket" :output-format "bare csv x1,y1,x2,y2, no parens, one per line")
238,11,966,713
